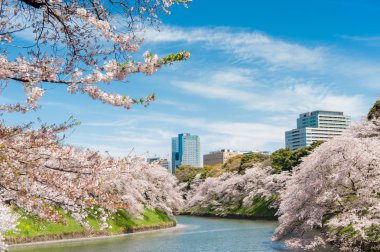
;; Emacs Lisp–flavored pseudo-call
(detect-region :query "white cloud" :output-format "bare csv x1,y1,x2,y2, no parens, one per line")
173,71,369,119
144,26,380,90
144,26,325,70
72,112,287,157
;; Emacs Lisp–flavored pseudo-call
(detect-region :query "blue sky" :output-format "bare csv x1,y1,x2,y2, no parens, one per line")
2,0,380,158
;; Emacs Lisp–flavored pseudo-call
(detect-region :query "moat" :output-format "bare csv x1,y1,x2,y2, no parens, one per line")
11,216,338,252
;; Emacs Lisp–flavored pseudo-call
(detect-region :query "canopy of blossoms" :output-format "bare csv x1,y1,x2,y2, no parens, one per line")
184,165,290,215
0,121,183,250
273,118,380,251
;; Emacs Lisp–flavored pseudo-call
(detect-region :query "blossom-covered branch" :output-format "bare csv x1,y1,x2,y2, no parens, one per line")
0,0,191,112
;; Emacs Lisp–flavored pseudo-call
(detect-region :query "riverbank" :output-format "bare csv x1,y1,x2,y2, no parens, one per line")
5,221,176,245
8,216,302,252
8,223,184,250
179,212,277,220
5,208,175,245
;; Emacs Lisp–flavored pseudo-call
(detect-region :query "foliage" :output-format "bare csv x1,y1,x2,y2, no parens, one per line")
175,152,271,184
234,195,278,217
273,119,380,251
0,0,190,112
174,165,203,183
222,155,243,172
175,146,316,185
201,164,224,179
186,195,277,218
368,99,380,120
271,141,323,172
224,153,270,173
175,164,225,184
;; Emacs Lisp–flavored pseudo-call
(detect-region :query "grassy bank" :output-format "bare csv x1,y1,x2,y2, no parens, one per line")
184,196,277,220
4,208,175,244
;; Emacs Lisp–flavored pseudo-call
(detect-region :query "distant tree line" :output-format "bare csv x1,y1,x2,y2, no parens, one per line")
175,141,323,184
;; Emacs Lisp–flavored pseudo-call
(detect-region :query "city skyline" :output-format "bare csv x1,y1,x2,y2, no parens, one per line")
146,108,352,160
158,109,351,163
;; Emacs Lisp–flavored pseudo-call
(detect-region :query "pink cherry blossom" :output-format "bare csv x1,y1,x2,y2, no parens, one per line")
0,121,183,250
0,0,190,112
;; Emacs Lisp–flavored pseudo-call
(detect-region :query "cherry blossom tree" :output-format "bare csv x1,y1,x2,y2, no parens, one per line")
184,165,290,215
0,0,190,112
0,120,183,245
273,118,380,251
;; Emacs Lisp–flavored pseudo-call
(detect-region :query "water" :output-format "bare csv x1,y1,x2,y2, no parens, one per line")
11,216,337,252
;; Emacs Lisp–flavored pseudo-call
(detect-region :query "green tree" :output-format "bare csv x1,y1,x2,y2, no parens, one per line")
174,164,224,183
223,153,270,173
201,164,224,179
271,148,294,172
174,165,202,183
368,100,380,120
271,141,323,172
238,153,270,173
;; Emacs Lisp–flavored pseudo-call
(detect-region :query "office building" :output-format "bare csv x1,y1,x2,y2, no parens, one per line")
285,110,351,150
171,133,201,172
203,149,242,166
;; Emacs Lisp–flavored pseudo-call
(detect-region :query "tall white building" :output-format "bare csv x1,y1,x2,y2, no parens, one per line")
171,133,201,172
285,110,351,150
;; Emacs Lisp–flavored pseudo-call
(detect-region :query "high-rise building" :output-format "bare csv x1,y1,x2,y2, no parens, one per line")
285,110,351,150
171,133,201,172
171,137,180,170
203,149,242,166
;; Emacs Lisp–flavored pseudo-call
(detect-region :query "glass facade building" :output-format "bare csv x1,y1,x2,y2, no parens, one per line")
171,133,201,172
285,110,351,150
